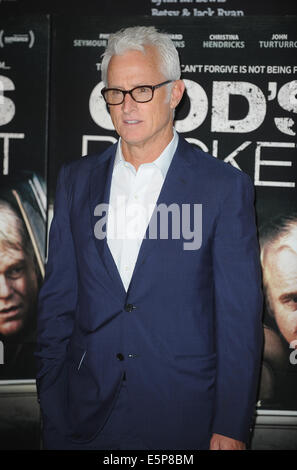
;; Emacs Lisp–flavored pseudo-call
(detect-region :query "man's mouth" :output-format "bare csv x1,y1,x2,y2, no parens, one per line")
124,120,142,124
0,304,22,317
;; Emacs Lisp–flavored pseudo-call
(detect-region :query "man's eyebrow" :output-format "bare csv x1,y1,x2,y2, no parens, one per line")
279,292,297,303
107,83,150,89
5,260,26,271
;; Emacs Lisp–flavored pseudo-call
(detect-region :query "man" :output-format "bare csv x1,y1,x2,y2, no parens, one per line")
259,214,297,408
36,26,263,450
0,199,39,378
260,214,297,347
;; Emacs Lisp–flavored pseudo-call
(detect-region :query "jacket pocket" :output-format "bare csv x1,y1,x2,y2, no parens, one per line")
174,352,216,362
174,352,216,376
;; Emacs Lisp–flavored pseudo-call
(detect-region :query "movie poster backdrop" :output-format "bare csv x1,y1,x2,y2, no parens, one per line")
0,16,49,380
50,15,297,411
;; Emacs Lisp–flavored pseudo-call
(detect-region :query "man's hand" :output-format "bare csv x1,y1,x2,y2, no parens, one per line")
209,433,246,450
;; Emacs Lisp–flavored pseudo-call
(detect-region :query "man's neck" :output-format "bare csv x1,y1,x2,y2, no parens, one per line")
121,128,174,171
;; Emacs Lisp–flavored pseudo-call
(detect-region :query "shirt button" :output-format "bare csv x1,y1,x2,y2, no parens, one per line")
124,304,136,312
116,353,124,361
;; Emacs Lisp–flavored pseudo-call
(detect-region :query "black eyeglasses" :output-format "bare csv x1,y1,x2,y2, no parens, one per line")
101,80,173,105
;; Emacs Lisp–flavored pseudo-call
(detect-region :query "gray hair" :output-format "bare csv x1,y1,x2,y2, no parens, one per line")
0,199,35,264
259,213,297,253
259,212,297,317
101,26,181,86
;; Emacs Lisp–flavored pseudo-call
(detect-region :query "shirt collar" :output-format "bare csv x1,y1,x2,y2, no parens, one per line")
114,128,179,179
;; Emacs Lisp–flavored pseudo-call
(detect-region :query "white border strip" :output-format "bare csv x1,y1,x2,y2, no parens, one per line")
0,379,36,385
256,409,297,417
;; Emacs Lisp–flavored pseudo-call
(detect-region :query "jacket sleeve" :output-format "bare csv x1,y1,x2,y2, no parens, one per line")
35,164,78,397
211,170,263,443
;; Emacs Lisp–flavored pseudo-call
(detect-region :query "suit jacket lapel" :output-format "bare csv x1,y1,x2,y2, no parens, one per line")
128,137,192,292
88,136,196,297
89,145,126,297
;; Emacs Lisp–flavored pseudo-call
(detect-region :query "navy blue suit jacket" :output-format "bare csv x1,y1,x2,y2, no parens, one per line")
36,135,263,449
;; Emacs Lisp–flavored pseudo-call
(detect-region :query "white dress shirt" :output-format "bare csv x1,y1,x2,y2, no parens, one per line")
107,129,179,291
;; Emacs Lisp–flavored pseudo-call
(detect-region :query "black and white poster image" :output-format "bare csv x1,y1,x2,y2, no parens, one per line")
0,173,46,379
0,16,49,379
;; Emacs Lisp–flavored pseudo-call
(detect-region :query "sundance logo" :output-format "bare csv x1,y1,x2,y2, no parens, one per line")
0,30,35,48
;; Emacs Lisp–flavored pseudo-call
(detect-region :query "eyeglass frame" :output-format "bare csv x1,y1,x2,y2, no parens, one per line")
101,80,173,105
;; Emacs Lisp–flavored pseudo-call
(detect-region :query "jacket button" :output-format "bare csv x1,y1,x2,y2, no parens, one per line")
116,353,124,361
124,304,136,312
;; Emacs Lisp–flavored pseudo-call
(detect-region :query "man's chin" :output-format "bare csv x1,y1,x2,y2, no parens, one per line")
0,315,26,339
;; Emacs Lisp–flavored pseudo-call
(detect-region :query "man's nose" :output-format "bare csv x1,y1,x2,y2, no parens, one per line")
0,275,12,298
122,92,137,112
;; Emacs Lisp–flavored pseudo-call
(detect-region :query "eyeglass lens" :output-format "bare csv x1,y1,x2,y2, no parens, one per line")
104,86,153,104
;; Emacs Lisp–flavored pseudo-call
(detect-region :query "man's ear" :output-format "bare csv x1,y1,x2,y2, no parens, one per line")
170,80,185,109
